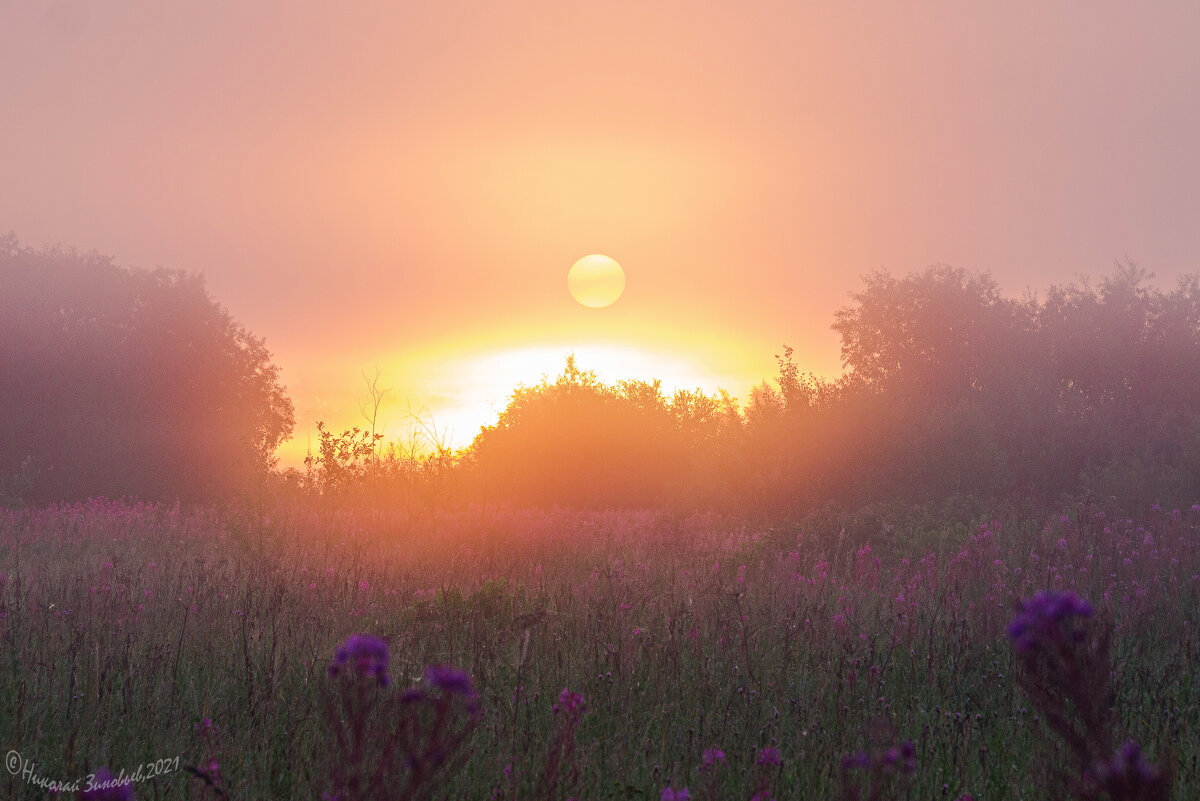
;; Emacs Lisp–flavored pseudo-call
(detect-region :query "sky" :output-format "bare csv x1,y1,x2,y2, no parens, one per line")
3,1,1200,464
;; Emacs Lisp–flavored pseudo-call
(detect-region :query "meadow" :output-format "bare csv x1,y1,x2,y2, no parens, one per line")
1,498,1196,800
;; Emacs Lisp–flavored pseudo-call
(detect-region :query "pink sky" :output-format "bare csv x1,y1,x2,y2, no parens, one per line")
4,1,1199,462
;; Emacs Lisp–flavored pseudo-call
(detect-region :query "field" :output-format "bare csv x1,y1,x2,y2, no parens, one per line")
1,499,1197,800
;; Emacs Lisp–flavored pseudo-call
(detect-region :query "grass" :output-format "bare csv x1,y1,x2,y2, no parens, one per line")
1,499,1197,799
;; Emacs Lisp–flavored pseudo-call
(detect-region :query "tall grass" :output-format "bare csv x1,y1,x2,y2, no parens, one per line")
0,499,1196,798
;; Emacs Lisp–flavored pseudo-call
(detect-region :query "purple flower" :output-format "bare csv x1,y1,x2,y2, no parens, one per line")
328,634,390,686
881,741,917,775
757,746,781,766
841,751,870,771
702,747,726,768
79,767,136,800
1007,590,1093,653
660,787,690,801
424,664,476,697
1092,741,1168,796
554,687,586,717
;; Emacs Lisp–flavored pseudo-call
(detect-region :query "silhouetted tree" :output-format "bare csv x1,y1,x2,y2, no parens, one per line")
811,261,1200,507
1036,263,1200,503
467,356,738,507
0,234,294,501
832,265,1021,402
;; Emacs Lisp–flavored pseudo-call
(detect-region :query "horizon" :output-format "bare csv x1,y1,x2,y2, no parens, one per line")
4,0,1200,467
4,5,1200,796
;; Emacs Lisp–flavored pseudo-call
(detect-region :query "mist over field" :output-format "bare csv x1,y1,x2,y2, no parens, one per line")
4,239,1200,800
4,2,1200,799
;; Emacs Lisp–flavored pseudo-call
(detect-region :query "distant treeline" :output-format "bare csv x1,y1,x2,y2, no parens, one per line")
4,233,1199,512
0,234,294,502
301,262,1200,514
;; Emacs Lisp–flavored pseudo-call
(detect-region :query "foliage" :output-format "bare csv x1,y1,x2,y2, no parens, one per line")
0,457,41,509
0,234,294,502
467,355,741,507
446,262,1200,513
303,422,384,497
747,261,1200,512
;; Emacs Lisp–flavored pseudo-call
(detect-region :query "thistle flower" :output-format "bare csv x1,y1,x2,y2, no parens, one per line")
424,664,476,697
757,747,781,766
701,747,725,768
1091,741,1170,800
660,787,690,801
328,634,390,686
880,741,917,775
1007,590,1093,653
554,687,586,717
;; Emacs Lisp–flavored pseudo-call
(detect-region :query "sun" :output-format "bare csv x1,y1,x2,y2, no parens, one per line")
567,254,625,308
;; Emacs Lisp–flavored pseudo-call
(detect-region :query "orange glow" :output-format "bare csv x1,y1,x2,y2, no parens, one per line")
275,325,779,469
7,1,1193,475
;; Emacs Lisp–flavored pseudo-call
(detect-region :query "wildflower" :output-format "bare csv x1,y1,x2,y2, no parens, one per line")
554,687,586,717
80,767,136,800
328,634,390,686
425,664,476,697
1091,741,1169,799
757,746,781,766
702,747,725,768
1006,590,1093,653
660,787,690,801
880,741,917,775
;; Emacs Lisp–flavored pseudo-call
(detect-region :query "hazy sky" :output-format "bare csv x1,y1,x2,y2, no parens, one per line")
4,1,1199,461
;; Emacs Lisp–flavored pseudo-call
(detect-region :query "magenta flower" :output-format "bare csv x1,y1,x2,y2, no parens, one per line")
702,747,725,768
660,787,690,801
328,634,390,686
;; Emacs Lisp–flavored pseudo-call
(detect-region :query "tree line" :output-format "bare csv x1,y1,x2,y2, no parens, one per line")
0,234,293,503
4,234,1199,513
302,263,1200,514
